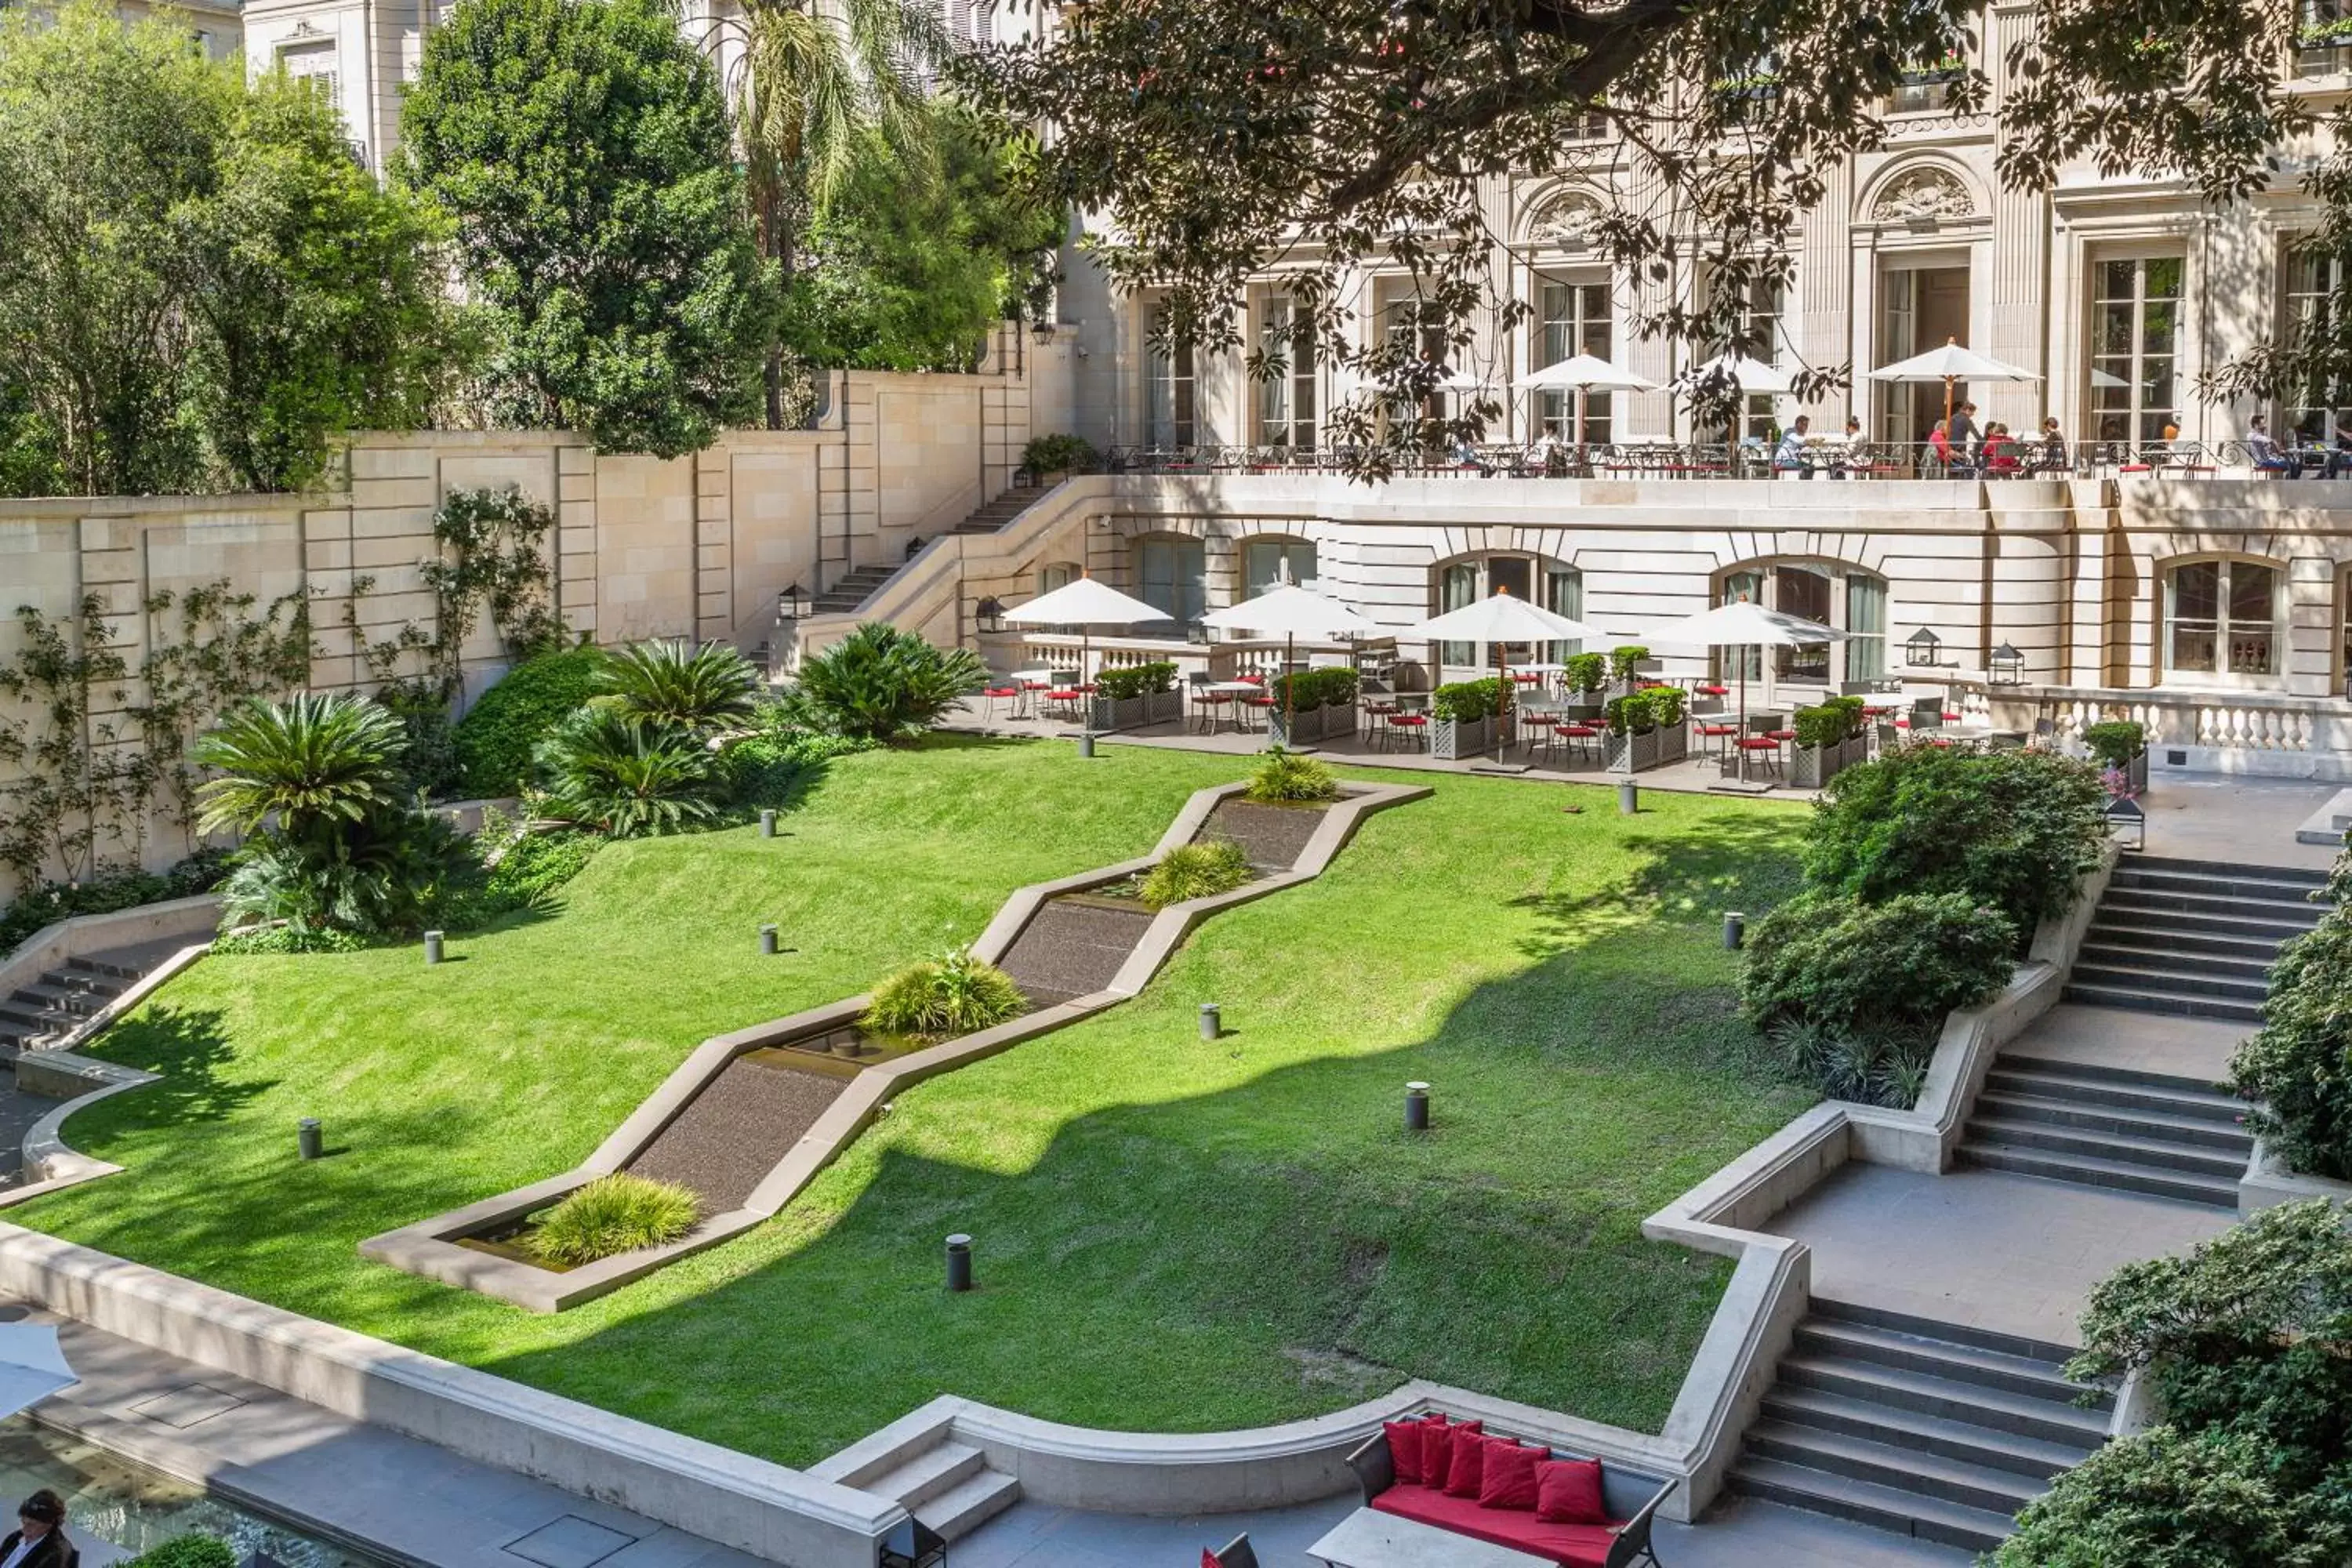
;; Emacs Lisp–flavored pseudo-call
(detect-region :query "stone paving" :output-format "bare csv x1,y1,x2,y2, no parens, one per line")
2020,1002,2245,1084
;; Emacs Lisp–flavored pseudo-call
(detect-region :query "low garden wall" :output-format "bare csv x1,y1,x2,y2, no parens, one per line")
0,895,220,1037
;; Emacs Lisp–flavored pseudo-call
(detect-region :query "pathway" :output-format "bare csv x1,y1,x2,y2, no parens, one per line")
7,1302,764,1568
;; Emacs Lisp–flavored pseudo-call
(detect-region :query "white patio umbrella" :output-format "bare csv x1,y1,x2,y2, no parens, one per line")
1676,354,1799,397
1514,354,1658,451
1396,591,1602,763
1200,584,1378,737
1000,576,1169,736
1632,598,1848,764
1868,338,2042,430
0,1323,78,1417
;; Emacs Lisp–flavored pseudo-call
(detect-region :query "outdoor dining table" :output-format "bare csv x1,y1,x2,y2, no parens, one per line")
1197,680,1261,735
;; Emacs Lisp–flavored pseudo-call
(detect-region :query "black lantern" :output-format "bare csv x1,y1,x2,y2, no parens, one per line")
1905,626,1944,667
1989,641,2024,685
880,1517,947,1568
975,596,1005,634
779,583,807,619
2104,793,2146,851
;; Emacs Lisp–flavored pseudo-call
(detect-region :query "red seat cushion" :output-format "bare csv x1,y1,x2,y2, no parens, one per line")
1479,1438,1542,1511
1737,738,1778,750
1373,1483,1621,1567
1536,1457,1607,1524
1562,724,1599,738
982,687,1018,699
1200,1552,1219,1568
1443,1424,1487,1497
1698,724,1737,736
1391,714,1428,727
1700,684,1730,695
1768,730,1795,742
1383,1420,1426,1486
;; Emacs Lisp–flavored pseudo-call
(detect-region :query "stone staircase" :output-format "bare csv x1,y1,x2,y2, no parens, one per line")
2062,855,2328,1024
0,955,141,1057
1958,1053,2254,1208
1730,1299,2107,1552
808,482,1047,617
824,1425,1020,1545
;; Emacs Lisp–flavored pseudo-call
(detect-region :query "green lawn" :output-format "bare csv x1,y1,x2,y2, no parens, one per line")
14,739,1814,1465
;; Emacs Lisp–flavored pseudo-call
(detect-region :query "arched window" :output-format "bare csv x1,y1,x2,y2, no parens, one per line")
2165,557,2280,680
1713,560,1888,688
1136,535,1207,627
1243,538,1317,597
1428,554,1581,669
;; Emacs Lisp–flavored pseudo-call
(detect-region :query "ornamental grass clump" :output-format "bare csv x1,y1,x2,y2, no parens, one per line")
1138,838,1252,907
528,1172,702,1265
861,948,1027,1040
1246,746,1338,803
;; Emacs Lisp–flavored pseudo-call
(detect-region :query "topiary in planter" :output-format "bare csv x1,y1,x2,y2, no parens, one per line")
2082,720,2147,767
861,948,1028,1040
1246,746,1338,802
528,1173,703,1265
1138,838,1252,907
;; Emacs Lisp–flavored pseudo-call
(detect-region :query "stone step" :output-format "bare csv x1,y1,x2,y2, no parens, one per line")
863,1439,986,1512
1962,1116,2250,1178
2125,855,2328,887
1973,1089,2249,1149
2089,903,2323,945
2096,887,2326,928
2074,941,2272,985
1726,1457,2019,1552
10,983,103,1015
1757,1387,2096,1479
2106,866,2333,904
1743,1420,2048,1515
63,955,143,982
1788,1321,2087,1406
1956,1139,2242,1208
1776,1357,2111,1446
2081,922,2286,964
1981,1065,2248,1123
2058,982,2264,1025
2065,960,2268,1004
913,1467,1021,1542
1807,1298,2080,1364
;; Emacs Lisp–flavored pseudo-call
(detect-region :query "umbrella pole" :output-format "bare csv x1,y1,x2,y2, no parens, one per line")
1494,640,1508,764
1283,630,1296,750
1081,630,1092,739
1739,649,1750,782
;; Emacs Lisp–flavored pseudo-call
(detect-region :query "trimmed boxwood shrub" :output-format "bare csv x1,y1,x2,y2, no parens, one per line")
1793,695,1867,750
122,1537,237,1568
1139,838,1252,907
1094,660,1178,699
1269,666,1358,711
1608,644,1650,681
1744,891,2016,1042
1433,677,1504,722
453,645,605,797
1563,652,1608,694
2229,844,2352,1178
528,1172,702,1265
1644,685,1687,726
2082,719,2147,766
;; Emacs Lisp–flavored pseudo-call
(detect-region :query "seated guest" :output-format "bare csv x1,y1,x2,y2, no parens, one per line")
2248,415,2296,476
2034,416,2068,474
1773,416,1813,476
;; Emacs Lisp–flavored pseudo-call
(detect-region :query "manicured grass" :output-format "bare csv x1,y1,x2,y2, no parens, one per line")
16,741,1813,1465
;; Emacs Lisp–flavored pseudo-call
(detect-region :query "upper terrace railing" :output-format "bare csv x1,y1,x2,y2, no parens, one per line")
1105,438,2348,481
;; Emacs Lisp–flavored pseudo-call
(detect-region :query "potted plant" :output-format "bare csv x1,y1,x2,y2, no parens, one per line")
1265,667,1361,746
1562,652,1608,717
1603,688,1691,773
1790,695,1869,788
1022,433,1098,487
1090,660,1183,731
2082,719,2150,797
1430,676,1502,760
1608,644,1653,695
1898,51,1965,84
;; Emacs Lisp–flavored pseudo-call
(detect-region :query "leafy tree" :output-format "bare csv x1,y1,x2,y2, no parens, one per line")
974,0,2347,476
2230,841,2352,1179
782,110,1065,372
398,0,778,458
781,622,986,741
0,2,452,495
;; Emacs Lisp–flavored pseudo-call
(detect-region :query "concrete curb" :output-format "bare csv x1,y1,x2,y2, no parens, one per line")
0,1051,164,1210
360,779,1430,1312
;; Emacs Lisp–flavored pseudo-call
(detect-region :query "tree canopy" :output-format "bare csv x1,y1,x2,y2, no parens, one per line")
0,2,452,495
974,0,2350,475
398,0,779,458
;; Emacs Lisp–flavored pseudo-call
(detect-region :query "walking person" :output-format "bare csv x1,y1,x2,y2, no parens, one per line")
0,1491,78,1568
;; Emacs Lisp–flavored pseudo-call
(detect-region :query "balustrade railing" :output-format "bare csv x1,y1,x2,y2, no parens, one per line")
2038,688,2320,753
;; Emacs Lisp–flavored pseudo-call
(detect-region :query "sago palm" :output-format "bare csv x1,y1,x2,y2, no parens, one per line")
597,639,764,733
194,693,408,837
538,708,722,838
781,621,986,740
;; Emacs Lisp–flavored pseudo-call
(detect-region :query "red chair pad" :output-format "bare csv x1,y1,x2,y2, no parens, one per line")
1371,1484,1621,1568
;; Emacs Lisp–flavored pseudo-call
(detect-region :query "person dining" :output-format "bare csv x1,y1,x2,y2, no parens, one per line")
1982,422,2021,477
2034,416,2068,474
2330,419,2352,479
1773,416,1813,476
2247,415,2297,477
1926,417,1956,477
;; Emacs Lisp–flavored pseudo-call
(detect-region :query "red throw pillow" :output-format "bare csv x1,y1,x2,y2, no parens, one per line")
1535,1457,1607,1525
1478,1438,1542,1511
1200,1552,1219,1568
1382,1420,1425,1485
1419,1415,1479,1489
1442,1424,1488,1498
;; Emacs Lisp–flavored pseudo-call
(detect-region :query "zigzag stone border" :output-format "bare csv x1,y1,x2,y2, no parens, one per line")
358,779,1430,1312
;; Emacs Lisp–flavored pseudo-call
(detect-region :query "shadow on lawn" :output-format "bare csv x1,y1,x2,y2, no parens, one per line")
1511,811,1805,960
469,920,1806,1463
78,1005,274,1127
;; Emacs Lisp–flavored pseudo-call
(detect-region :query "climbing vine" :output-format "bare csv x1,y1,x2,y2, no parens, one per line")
422,487,564,688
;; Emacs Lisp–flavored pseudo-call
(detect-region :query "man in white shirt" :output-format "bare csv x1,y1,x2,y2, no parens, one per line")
1773,416,1813,476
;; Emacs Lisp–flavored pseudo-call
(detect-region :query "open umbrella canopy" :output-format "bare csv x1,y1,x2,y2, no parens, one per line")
998,577,1167,626
1675,354,1798,397
1632,599,1846,649
1868,339,2042,384
1199,584,1377,637
1397,592,1600,645
0,1323,78,1418
1513,354,1657,393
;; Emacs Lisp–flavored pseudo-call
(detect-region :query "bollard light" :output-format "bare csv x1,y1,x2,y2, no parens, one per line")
760,924,779,956
760,808,778,838
423,930,444,965
1723,911,1746,951
1199,1003,1221,1041
1077,732,1097,759
298,1117,323,1161
1617,781,1639,815
1405,1081,1430,1132
945,1233,973,1293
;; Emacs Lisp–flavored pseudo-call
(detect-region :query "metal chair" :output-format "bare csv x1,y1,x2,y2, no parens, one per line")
1206,1534,1259,1568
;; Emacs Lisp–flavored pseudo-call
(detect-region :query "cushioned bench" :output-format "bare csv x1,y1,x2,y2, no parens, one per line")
1345,1415,1675,1568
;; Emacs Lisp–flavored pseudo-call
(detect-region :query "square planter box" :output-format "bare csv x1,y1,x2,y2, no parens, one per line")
1605,722,1690,774
1432,713,1497,760
1265,702,1359,747
1089,688,1185,731
1790,732,1871,788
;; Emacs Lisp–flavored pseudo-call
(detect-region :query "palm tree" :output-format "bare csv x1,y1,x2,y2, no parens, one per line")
194,693,408,837
598,639,764,732
719,0,951,423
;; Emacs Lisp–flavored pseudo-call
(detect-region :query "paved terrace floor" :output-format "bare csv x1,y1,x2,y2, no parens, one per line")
6,1301,766,1568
